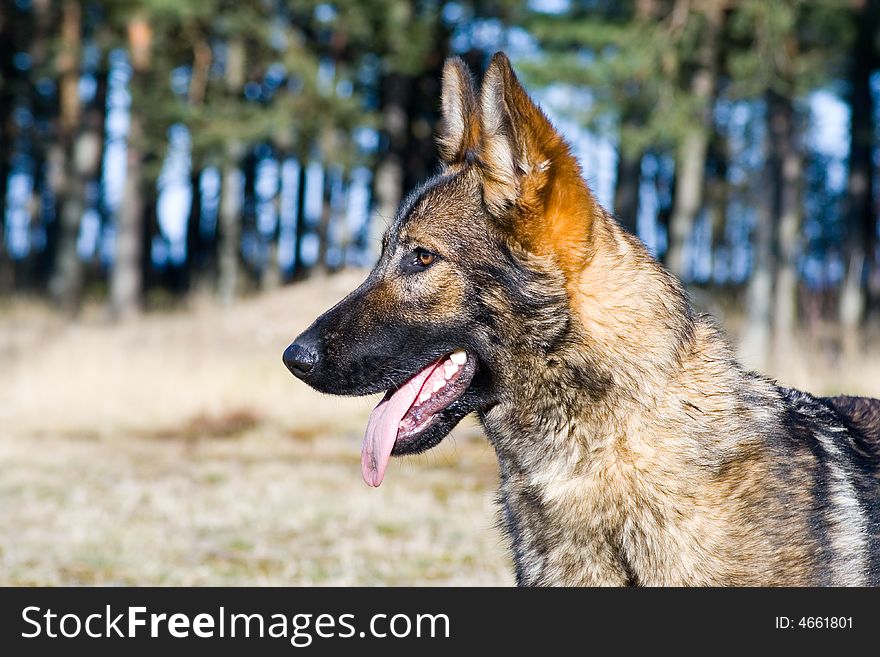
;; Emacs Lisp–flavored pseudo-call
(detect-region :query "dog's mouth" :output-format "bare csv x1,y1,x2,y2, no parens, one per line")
361,349,476,487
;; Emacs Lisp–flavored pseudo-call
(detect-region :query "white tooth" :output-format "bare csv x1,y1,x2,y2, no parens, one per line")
433,379,445,392
418,391,430,404
450,350,467,365
444,363,457,379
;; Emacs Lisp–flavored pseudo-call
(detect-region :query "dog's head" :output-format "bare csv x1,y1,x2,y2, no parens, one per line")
284,53,599,486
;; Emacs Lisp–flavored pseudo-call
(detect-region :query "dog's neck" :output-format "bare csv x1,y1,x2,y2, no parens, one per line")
483,213,697,467
478,213,733,585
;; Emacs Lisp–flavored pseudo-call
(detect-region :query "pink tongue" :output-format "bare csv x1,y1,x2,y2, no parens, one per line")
361,363,438,487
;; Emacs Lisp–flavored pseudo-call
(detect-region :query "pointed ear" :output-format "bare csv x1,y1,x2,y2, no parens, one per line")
478,52,567,215
478,53,598,279
437,57,479,166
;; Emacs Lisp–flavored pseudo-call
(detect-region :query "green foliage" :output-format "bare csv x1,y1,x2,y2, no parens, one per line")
726,0,850,98
521,0,855,156
1,0,876,315
95,0,375,173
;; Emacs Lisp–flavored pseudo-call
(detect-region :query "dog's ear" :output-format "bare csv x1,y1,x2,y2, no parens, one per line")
478,52,569,215
437,57,479,166
478,52,595,272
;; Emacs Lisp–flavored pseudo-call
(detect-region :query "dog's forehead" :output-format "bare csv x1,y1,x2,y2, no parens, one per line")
390,170,483,246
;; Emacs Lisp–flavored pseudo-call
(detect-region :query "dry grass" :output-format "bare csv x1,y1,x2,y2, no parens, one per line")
1,272,878,586
0,271,511,586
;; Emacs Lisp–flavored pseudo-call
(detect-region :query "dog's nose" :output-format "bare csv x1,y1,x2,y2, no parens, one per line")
283,342,318,379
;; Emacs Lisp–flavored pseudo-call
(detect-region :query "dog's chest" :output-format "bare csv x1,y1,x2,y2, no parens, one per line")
496,448,641,585
495,442,722,586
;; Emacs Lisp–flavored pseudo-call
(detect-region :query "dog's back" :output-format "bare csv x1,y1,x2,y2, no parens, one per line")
757,387,880,585
820,395,880,583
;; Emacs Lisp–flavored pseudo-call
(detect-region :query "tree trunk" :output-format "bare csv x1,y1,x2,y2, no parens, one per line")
217,143,244,303
613,146,641,236
705,131,729,280
769,94,803,353
111,111,145,318
49,0,87,312
667,132,709,279
316,164,333,274
335,171,354,269
185,167,207,293
0,3,14,294
291,158,309,279
110,16,151,319
665,2,723,279
16,0,51,292
216,36,245,303
839,0,879,346
742,98,780,370
367,73,410,263
261,227,281,290
743,206,775,369
367,12,449,263
610,0,655,239
181,23,213,295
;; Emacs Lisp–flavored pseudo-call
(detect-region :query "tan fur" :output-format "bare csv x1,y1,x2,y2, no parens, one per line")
495,213,824,585
295,52,879,587
445,54,875,585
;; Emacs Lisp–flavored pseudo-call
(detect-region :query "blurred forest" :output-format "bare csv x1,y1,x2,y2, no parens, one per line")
2,0,880,587
1,0,879,366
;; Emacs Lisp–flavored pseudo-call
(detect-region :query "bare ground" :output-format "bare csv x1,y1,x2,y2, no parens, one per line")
1,272,878,585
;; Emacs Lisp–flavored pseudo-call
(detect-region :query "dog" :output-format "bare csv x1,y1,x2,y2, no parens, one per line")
283,52,880,586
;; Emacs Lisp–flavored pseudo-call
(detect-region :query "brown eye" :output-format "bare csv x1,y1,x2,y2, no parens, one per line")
403,248,439,273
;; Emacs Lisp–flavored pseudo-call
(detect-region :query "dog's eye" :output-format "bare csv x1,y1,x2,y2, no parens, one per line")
403,248,438,273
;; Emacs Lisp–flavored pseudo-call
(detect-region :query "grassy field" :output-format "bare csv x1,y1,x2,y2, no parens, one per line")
1,271,878,585
0,272,511,585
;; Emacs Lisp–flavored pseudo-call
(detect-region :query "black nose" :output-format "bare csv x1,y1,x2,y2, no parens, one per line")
283,342,318,379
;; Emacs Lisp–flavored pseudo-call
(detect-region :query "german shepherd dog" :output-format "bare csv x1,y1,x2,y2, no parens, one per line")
283,53,880,585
